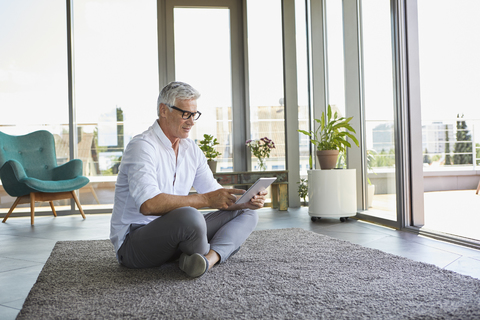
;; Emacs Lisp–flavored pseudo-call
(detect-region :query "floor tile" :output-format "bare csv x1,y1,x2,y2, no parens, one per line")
0,236,57,263
0,257,43,273
0,264,44,304
411,236,480,260
361,235,462,269
319,231,390,246
0,305,20,320
2,298,26,310
444,256,480,280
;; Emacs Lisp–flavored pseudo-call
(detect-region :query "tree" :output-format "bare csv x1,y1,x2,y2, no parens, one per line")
477,143,480,165
453,114,472,165
371,149,395,168
115,107,124,151
423,148,431,165
444,124,452,166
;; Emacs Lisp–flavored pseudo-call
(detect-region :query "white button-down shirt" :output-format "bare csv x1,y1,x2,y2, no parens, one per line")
110,120,222,253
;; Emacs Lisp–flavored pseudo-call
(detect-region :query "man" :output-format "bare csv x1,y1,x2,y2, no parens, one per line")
110,81,267,278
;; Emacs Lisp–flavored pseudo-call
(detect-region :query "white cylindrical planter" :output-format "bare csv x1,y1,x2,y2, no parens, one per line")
308,169,356,219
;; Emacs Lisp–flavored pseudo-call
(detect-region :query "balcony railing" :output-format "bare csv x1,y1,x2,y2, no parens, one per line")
367,118,480,171
367,118,480,194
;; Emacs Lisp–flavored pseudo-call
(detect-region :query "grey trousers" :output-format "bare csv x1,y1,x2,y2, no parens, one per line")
117,207,259,269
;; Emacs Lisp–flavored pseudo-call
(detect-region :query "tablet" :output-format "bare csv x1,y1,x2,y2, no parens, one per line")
236,177,277,204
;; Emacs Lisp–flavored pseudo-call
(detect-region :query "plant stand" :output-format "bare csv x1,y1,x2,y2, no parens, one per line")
307,169,356,222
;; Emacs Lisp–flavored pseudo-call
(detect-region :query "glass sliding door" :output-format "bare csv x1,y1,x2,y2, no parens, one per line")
172,7,234,172
166,0,242,172
72,0,159,209
417,0,480,241
0,0,70,214
359,0,398,221
246,0,285,172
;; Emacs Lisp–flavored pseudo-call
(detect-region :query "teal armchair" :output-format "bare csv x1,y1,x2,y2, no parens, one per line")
0,130,90,225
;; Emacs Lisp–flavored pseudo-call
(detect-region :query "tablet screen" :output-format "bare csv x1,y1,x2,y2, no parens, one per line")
236,177,277,204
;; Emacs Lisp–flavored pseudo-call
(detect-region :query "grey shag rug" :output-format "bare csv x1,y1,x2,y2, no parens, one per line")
17,228,480,319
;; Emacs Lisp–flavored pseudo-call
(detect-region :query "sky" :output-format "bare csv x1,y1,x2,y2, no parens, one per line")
417,0,480,121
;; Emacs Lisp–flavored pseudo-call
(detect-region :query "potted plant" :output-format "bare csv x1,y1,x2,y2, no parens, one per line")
245,137,275,171
298,105,359,169
297,178,308,206
199,134,221,173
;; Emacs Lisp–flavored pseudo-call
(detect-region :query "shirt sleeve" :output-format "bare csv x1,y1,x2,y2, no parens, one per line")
121,138,163,212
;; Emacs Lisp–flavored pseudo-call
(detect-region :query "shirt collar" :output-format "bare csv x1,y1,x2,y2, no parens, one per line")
153,120,189,151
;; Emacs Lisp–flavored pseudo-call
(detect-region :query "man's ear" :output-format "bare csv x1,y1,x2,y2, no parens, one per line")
159,103,168,118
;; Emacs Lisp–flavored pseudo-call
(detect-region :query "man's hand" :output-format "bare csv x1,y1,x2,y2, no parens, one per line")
244,189,268,209
226,189,268,211
204,188,246,210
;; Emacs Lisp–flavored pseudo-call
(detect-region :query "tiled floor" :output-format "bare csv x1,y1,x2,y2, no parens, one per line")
1,207,480,319
365,190,480,241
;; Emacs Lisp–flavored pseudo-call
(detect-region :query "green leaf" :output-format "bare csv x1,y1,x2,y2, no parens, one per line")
298,129,312,137
346,132,360,146
304,105,359,152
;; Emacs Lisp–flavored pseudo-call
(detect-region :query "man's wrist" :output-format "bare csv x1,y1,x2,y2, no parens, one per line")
196,193,210,209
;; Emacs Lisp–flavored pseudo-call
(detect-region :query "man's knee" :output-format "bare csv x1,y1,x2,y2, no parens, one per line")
243,209,259,226
168,206,206,231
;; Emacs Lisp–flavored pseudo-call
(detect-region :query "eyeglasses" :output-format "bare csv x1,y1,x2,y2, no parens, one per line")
167,104,202,121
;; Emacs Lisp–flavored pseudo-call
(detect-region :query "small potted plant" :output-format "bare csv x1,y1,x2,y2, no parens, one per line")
298,105,359,169
297,178,308,206
199,134,221,173
245,137,275,171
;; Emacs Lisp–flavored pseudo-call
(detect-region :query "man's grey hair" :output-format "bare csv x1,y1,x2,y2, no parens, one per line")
157,81,201,116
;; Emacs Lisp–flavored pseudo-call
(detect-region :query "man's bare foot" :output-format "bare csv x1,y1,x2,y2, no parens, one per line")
205,249,220,270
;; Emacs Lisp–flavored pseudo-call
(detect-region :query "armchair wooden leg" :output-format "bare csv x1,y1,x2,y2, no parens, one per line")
3,191,86,225
90,185,100,204
476,180,480,195
49,201,57,217
2,197,22,223
71,191,86,219
30,192,35,225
